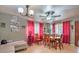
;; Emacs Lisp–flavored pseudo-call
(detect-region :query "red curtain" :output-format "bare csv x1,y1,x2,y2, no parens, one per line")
52,23,55,34
39,23,44,40
63,21,70,44
27,21,34,43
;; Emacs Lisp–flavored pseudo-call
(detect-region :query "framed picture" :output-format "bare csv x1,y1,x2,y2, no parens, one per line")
0,23,6,28
22,25,25,29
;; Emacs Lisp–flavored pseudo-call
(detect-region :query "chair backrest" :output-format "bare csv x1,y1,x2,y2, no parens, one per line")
35,34,38,39
60,34,63,42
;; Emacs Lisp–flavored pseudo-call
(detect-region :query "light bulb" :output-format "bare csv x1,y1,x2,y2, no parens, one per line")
18,7,24,13
47,16,51,20
29,10,34,15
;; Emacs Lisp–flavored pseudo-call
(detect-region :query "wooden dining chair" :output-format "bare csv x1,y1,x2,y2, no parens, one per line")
50,35,55,48
42,34,46,45
54,34,63,50
34,34,40,44
42,34,51,47
44,34,50,46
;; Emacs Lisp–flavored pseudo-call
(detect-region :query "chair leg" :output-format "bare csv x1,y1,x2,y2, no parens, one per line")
54,42,57,50
59,44,61,50
61,43,64,49
59,43,64,50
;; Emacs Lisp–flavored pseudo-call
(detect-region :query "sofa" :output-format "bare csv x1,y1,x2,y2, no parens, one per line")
0,40,27,53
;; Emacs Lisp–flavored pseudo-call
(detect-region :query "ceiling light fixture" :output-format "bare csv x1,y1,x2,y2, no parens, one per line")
47,16,51,20
18,5,34,17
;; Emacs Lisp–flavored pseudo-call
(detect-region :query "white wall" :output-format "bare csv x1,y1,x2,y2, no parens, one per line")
0,13,26,42
70,19,75,46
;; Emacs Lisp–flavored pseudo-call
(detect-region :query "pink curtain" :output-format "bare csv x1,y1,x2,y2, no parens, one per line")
27,21,34,44
52,23,55,34
39,23,44,40
63,21,70,44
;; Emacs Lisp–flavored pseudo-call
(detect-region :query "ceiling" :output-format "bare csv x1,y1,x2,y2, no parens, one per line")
0,5,79,23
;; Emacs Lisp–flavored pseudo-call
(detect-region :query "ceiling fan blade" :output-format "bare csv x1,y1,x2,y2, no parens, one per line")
45,11,55,16
51,15,61,17
39,15,46,17
45,12,50,16
39,14,47,17
51,11,55,15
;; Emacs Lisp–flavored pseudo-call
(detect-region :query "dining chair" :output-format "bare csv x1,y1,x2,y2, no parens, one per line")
54,34,64,50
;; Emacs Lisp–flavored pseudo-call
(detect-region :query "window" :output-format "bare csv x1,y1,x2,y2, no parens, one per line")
55,23,63,35
34,23,39,34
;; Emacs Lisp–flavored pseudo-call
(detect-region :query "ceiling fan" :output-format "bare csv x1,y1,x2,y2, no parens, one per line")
39,10,61,20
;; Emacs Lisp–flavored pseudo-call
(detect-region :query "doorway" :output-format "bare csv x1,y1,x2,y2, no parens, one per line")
75,21,79,46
